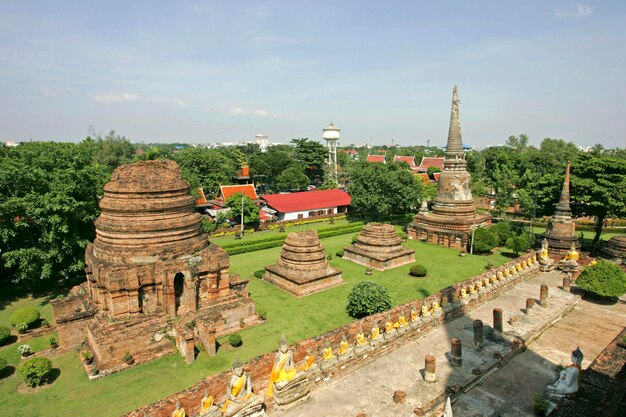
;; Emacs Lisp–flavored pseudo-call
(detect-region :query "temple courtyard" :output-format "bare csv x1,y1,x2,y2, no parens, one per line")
276,271,626,417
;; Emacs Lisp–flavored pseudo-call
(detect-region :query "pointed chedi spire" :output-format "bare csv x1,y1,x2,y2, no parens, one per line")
446,85,463,158
554,161,572,215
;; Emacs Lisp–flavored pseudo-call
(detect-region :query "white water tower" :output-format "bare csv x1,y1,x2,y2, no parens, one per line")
322,122,340,182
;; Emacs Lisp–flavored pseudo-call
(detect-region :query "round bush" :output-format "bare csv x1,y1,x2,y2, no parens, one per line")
577,261,626,298
471,228,498,254
336,250,344,258
409,264,428,277
490,221,513,245
0,327,10,344
346,281,392,318
10,307,40,329
228,333,242,347
505,236,531,255
253,269,265,279
17,356,52,387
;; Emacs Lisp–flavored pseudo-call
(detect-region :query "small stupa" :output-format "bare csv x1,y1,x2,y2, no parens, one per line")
541,161,580,258
343,223,415,270
601,235,626,262
264,230,343,297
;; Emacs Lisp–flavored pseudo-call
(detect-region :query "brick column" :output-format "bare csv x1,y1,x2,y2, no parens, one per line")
424,354,436,382
526,298,534,314
473,320,483,351
493,308,503,340
562,275,571,292
540,284,549,307
450,338,462,367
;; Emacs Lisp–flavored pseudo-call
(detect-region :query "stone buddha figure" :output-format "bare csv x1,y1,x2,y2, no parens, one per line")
199,390,219,417
547,347,583,398
384,315,397,340
220,358,262,417
299,348,317,373
369,321,383,347
409,306,421,328
322,345,335,361
267,335,299,398
337,335,350,359
354,325,369,354
172,401,185,417
539,238,555,271
558,243,580,272
431,299,442,317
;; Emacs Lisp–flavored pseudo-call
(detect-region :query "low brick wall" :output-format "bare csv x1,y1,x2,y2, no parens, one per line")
126,253,540,417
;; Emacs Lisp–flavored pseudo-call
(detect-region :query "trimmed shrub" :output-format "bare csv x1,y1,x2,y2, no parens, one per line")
0,326,10,345
346,281,392,318
409,264,428,277
351,233,359,244
336,250,344,258
397,231,408,240
228,333,242,347
505,236,531,255
18,344,32,356
471,228,498,254
576,261,626,298
0,357,6,373
490,221,513,245
18,357,53,387
10,307,40,329
253,269,265,279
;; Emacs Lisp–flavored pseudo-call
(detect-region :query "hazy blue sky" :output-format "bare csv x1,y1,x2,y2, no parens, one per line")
1,1,625,147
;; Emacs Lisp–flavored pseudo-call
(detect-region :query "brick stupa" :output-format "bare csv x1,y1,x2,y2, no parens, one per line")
264,230,343,297
343,223,415,270
408,86,491,249
601,235,626,262
541,162,580,258
52,160,259,371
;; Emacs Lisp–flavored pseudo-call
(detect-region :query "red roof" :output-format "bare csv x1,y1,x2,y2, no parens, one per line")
419,157,444,169
433,172,441,182
366,155,386,163
393,156,417,167
415,173,430,183
262,189,351,213
220,184,258,200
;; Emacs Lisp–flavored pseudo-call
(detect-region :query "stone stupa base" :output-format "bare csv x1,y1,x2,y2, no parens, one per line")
263,266,344,297
343,223,415,270
342,248,415,271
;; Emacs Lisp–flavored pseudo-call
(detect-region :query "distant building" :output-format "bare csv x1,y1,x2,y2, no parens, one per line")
416,157,445,173
262,189,351,221
255,134,269,152
366,155,386,163
393,155,419,172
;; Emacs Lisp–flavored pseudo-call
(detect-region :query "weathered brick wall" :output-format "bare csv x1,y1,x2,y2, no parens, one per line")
125,253,538,417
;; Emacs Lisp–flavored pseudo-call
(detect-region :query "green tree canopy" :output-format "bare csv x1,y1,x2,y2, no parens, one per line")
174,147,238,197
225,193,259,227
275,166,310,191
291,138,327,182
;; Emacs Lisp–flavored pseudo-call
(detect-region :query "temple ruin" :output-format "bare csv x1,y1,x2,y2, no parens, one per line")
52,160,259,371
601,235,626,262
263,230,343,297
541,161,580,258
343,223,415,270
408,86,492,249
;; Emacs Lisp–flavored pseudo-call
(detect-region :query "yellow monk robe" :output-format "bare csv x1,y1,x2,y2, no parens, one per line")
565,249,579,261
299,354,315,372
220,375,252,414
267,352,297,397
385,321,394,333
338,340,348,355
200,396,214,414
323,347,335,361
356,332,366,346
410,309,418,321
172,408,185,417
398,315,408,327
370,326,380,340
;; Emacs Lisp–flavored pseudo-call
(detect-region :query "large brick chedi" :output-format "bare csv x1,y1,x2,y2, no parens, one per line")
409,86,491,249
343,223,415,270
264,230,343,297
52,160,258,371
541,162,579,258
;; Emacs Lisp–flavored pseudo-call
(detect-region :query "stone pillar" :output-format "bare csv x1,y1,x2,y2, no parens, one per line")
526,298,535,314
493,308,503,339
450,338,462,367
424,354,436,382
562,275,571,292
540,284,549,307
473,319,483,351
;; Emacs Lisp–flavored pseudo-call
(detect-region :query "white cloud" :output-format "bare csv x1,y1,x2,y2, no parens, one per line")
555,4,593,18
229,106,246,115
91,93,185,107
253,109,268,116
229,107,270,117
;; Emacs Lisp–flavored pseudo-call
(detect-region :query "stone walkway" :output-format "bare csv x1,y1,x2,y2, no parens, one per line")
275,271,626,417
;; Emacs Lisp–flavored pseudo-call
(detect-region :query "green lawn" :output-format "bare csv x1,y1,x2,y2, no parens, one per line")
0,232,512,417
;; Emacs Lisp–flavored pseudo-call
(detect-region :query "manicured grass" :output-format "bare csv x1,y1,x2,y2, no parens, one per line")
0,232,510,417
0,296,55,328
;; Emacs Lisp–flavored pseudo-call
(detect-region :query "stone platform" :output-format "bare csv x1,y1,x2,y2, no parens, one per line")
275,271,582,417
343,223,415,270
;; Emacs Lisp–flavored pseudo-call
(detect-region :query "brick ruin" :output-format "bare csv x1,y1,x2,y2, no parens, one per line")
409,86,492,249
601,236,626,262
541,161,580,258
51,160,260,372
263,230,344,297
343,222,415,270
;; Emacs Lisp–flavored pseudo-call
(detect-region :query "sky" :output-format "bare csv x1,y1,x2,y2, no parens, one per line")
1,1,625,148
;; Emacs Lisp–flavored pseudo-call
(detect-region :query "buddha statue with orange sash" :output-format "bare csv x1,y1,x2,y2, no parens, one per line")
299,348,316,372
172,401,185,417
558,243,581,272
267,335,298,398
547,347,583,397
354,325,369,353
199,390,219,416
398,310,408,328
221,358,262,417
337,335,351,360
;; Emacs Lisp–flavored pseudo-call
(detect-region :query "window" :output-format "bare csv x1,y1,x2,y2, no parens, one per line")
298,213,304,219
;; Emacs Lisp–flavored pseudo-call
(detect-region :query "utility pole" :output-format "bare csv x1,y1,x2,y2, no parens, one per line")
240,193,245,236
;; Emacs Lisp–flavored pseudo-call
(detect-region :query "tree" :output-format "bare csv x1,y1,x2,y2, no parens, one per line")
18,357,53,387
346,281,392,318
275,166,310,191
571,154,626,249
174,147,238,196
472,228,498,254
576,261,626,298
89,130,135,169
225,193,259,227
506,134,529,151
291,138,327,182
505,236,531,255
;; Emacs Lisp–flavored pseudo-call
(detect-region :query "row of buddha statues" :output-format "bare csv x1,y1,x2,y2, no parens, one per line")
539,238,580,272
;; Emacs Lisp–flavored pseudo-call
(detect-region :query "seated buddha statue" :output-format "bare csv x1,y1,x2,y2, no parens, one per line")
485,276,492,287
547,347,583,398
337,336,350,356
398,311,408,328
539,239,555,270
532,254,537,264
409,307,421,328
323,345,335,361
172,401,185,417
558,243,580,272
431,299,442,317
267,335,299,398
421,304,432,322
221,358,262,417
384,315,397,340
299,349,317,372
469,284,478,299
589,258,598,266
354,326,369,354
369,321,383,346
199,390,219,417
